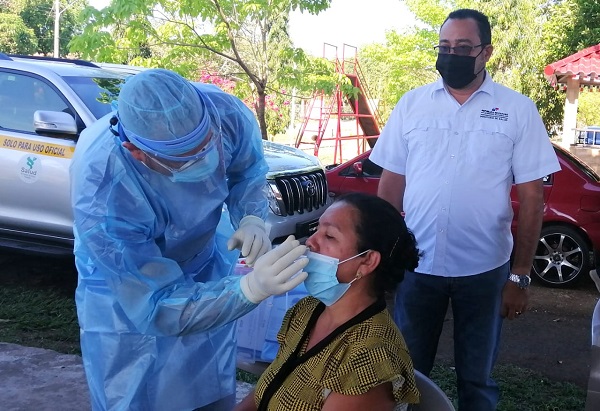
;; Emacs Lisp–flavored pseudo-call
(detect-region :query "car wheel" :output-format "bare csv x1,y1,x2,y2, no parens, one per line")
532,225,590,287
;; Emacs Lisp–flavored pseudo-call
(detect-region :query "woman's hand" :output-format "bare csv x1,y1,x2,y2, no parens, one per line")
232,388,257,411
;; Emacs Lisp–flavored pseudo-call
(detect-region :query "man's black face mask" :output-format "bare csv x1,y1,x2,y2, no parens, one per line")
436,49,485,89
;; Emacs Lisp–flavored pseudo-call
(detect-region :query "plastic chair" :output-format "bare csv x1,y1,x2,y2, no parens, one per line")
592,297,600,347
409,369,455,411
585,299,600,411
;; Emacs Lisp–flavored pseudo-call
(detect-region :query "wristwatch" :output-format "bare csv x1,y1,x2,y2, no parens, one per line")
508,273,531,289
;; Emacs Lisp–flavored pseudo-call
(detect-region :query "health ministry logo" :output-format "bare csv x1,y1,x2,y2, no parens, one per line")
480,107,508,121
26,156,37,169
19,155,40,183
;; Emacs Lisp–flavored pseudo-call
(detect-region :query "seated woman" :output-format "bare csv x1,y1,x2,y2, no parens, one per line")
235,192,421,411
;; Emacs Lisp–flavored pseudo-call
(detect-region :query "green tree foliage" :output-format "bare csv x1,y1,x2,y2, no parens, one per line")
358,0,595,134
199,70,292,136
0,12,38,54
472,0,564,134
576,92,600,128
544,0,600,62
542,0,600,132
69,0,341,139
405,0,450,27
356,0,447,123
5,0,86,56
359,29,438,122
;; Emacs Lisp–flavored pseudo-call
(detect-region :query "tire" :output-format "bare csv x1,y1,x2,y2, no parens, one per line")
531,225,590,287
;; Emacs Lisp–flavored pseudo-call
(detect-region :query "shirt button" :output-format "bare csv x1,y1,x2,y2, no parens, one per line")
442,208,446,211
439,229,445,232
454,132,459,135
450,154,455,158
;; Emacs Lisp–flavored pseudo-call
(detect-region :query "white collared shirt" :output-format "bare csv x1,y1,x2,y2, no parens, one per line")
370,74,561,276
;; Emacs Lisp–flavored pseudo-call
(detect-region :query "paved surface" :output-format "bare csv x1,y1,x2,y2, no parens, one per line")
0,342,255,411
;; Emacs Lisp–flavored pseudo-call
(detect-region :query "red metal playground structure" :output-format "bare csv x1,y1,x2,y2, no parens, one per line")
295,44,382,165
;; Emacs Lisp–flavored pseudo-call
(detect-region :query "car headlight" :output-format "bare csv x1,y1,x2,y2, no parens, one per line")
265,182,285,216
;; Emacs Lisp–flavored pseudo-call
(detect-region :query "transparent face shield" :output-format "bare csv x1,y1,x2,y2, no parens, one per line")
142,128,219,176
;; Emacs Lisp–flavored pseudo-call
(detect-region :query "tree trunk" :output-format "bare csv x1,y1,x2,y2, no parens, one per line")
255,89,268,140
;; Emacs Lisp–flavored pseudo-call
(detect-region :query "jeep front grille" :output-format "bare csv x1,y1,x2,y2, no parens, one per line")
274,170,328,216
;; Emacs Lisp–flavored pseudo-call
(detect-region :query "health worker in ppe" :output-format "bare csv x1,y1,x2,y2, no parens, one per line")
70,68,309,411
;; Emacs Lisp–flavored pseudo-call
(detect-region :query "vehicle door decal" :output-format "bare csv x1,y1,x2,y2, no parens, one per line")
1,135,74,158
18,154,41,183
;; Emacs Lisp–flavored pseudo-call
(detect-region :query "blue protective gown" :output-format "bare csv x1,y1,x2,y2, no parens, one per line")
70,83,269,411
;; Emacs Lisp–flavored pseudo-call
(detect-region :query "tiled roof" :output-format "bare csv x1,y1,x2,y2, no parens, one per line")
544,43,600,88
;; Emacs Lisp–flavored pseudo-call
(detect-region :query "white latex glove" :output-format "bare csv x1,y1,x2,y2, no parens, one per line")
227,215,271,266
240,235,309,304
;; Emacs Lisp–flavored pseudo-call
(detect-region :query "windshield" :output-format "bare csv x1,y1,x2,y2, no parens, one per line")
555,144,600,182
62,75,126,120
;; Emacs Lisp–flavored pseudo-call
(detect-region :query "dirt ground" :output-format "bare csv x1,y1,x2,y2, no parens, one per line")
0,250,598,389
435,275,599,389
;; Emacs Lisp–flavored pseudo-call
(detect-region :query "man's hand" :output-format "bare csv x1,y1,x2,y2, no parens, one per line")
240,236,309,304
227,215,271,266
501,281,530,320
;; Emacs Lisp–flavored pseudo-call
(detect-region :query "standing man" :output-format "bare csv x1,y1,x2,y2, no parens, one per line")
370,9,560,411
70,68,308,411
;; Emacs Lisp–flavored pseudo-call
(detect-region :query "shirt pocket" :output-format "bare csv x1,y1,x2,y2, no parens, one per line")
404,118,452,155
463,126,513,172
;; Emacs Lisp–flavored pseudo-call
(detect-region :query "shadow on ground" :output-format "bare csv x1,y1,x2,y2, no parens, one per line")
0,249,598,388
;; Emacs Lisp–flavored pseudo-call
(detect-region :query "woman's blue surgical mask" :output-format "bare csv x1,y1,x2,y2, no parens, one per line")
303,249,369,306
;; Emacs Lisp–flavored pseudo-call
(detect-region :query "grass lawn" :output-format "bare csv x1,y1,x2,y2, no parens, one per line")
0,284,586,410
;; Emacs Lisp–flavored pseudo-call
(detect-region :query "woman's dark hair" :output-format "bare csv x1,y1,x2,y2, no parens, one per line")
336,192,420,297
443,8,492,46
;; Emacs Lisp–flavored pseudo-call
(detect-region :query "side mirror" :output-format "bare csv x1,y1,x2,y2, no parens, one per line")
352,161,363,176
34,110,78,135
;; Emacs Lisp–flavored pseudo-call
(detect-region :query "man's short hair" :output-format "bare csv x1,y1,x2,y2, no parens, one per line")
442,9,492,46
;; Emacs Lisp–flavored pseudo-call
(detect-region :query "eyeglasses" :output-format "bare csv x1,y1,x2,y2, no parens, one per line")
145,150,206,174
144,132,216,175
434,44,484,56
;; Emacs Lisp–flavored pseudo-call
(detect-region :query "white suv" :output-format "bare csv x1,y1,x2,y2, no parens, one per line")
0,54,331,255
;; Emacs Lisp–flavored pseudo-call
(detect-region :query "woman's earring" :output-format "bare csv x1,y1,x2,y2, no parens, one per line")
356,271,362,279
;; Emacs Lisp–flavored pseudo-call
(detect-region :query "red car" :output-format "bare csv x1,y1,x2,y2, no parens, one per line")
325,144,600,288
